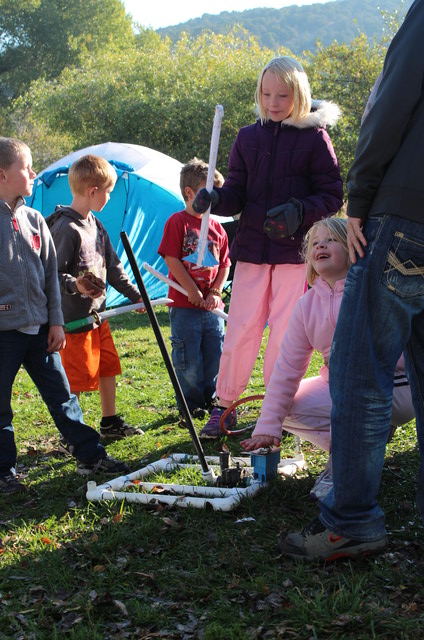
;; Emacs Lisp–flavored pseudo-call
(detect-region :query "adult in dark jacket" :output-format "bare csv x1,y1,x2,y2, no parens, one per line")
279,0,424,560
194,55,343,438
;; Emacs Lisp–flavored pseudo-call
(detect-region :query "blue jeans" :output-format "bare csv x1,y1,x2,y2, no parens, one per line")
169,307,225,412
0,326,105,474
321,215,424,540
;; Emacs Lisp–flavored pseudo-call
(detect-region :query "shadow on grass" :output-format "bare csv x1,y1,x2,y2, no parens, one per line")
1,443,424,639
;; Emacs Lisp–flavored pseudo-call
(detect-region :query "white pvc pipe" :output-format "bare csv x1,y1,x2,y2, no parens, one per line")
84,452,306,510
99,298,172,319
143,262,228,321
86,477,263,511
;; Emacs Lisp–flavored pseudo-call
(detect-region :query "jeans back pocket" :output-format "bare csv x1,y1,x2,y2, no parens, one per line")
382,231,424,298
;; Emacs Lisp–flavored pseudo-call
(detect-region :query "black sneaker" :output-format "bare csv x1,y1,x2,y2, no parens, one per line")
191,407,207,419
278,517,388,561
0,471,26,495
76,455,130,476
100,416,144,440
178,407,206,428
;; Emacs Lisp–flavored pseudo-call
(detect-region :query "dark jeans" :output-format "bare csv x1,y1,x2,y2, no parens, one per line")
0,325,105,474
169,307,225,412
322,215,424,539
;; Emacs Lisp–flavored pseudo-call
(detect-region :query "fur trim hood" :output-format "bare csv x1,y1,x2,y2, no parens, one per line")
283,99,341,129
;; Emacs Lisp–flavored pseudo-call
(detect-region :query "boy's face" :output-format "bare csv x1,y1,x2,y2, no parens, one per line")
90,184,114,213
0,149,36,203
185,180,207,217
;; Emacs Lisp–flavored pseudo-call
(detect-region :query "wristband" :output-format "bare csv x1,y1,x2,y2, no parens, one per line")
209,287,222,297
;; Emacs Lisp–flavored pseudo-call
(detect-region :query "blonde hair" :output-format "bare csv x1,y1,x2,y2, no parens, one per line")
68,154,117,196
0,137,30,169
180,157,224,202
302,217,349,286
256,56,311,124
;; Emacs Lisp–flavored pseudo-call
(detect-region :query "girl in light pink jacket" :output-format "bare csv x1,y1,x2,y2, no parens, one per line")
241,217,414,498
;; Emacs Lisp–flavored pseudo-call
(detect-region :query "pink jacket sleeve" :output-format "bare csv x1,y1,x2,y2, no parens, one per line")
252,299,314,439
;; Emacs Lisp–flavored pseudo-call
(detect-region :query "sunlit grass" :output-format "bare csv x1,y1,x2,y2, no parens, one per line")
1,309,422,639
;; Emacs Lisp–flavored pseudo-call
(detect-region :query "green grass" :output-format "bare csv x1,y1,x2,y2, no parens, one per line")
1,310,423,639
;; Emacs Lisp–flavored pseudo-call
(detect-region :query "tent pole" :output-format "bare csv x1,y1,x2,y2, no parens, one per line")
120,232,212,478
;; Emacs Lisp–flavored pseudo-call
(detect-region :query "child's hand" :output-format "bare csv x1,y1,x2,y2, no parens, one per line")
135,297,146,313
241,434,280,451
205,291,221,310
47,325,66,353
187,288,205,307
76,275,104,299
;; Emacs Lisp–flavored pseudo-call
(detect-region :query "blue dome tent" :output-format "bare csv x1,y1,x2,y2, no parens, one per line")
28,142,185,307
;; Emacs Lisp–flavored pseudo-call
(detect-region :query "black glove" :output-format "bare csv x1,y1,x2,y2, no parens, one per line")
263,198,304,239
192,188,220,214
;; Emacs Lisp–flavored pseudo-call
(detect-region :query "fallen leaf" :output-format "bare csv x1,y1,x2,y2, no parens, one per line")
93,565,105,572
153,485,165,493
162,517,180,528
113,599,128,616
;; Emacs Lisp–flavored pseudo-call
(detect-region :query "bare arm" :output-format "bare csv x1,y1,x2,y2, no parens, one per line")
164,256,204,307
204,266,230,311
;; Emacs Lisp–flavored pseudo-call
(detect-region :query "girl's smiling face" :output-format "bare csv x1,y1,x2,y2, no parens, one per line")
310,224,350,288
260,70,294,122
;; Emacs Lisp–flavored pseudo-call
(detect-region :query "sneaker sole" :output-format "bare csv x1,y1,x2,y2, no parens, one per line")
76,466,129,476
199,432,221,440
279,535,388,561
0,485,27,495
100,430,144,441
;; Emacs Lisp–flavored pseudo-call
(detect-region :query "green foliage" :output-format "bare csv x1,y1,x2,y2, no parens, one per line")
3,2,406,194
11,24,384,197
0,0,134,103
12,27,272,172
303,34,385,189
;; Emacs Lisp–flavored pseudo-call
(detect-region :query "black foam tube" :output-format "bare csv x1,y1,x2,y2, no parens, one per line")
120,231,210,474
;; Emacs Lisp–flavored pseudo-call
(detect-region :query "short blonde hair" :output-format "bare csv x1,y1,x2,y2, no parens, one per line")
0,137,30,169
180,157,224,202
68,154,117,196
301,216,349,286
256,56,311,124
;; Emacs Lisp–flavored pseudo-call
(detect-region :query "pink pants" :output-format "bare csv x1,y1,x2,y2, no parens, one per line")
283,374,415,453
216,261,307,403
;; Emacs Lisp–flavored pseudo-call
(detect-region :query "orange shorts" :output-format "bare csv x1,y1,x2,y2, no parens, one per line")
61,320,122,392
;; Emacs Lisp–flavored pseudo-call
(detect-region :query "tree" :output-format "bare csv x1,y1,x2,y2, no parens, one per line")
12,28,272,172
10,24,387,189
0,0,134,102
303,34,385,191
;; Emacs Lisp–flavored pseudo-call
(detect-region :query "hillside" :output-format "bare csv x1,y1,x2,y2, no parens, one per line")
156,0,412,53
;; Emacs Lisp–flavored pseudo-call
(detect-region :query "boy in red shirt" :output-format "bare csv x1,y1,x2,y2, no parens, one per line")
158,158,230,427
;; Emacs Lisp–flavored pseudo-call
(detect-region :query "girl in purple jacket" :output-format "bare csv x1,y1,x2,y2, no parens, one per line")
194,56,344,438
241,217,414,499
